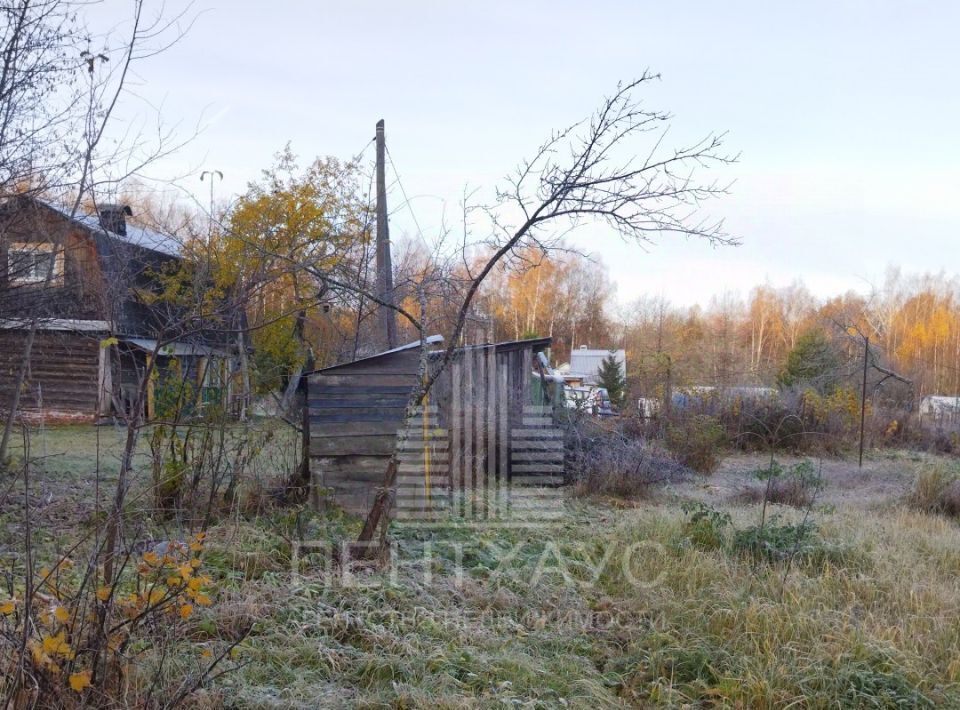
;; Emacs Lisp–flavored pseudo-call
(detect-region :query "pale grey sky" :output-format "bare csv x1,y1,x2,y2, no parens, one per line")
104,0,960,306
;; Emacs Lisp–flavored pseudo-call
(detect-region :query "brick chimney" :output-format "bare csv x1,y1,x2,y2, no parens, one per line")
98,204,133,236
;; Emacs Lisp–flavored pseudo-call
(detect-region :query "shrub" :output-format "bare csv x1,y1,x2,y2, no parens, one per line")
731,515,858,569
680,501,732,550
830,648,937,708
148,418,276,522
0,534,239,706
907,462,960,517
565,415,690,498
735,459,823,508
732,517,819,564
664,414,725,473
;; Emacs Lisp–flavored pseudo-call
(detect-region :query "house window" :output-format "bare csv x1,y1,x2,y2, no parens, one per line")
7,242,63,285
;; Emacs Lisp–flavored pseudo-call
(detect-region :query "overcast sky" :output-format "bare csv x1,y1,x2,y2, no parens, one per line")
105,0,960,307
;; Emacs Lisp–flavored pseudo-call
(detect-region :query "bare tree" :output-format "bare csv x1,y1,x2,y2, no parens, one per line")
354,74,738,547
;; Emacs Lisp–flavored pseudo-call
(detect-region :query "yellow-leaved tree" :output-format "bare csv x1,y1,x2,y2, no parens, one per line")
218,146,372,412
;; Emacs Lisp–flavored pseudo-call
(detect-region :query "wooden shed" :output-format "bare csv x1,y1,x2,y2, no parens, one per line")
307,338,436,513
307,336,560,518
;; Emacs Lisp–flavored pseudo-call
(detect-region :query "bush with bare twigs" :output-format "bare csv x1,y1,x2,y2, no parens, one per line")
564,414,692,497
0,532,247,706
664,414,726,473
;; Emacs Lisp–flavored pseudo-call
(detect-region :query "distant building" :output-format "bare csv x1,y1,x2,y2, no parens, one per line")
919,395,960,420
562,345,626,386
0,196,234,421
639,385,778,418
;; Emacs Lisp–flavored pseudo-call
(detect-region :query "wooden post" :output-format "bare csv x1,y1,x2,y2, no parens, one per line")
463,347,474,519
859,336,869,468
451,358,462,516
97,342,113,418
475,346,487,519
195,356,208,411
375,119,398,349
486,344,496,520
498,363,508,520
146,354,155,421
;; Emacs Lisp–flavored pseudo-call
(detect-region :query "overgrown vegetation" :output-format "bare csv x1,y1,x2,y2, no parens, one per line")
735,458,823,508
564,414,691,497
907,461,960,517
664,413,725,473
5,426,960,707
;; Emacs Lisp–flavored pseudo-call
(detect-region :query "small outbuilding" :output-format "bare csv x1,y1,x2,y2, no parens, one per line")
306,336,561,517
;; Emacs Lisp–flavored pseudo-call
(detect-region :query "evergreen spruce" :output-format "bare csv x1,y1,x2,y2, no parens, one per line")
598,352,626,408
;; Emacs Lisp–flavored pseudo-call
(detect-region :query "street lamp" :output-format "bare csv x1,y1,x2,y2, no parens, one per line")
200,170,223,241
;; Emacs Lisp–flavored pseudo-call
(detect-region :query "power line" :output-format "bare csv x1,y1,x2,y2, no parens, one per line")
353,137,375,165
384,144,426,244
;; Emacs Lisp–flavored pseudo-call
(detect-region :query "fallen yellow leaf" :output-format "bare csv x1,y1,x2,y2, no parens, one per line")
54,606,70,623
179,603,193,620
69,670,92,692
0,599,15,615
42,631,74,659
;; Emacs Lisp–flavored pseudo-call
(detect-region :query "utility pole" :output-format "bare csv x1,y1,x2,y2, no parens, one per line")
859,335,869,468
375,119,398,349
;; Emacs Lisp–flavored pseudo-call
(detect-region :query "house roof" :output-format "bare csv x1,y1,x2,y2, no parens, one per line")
38,199,182,257
568,347,626,379
121,337,232,358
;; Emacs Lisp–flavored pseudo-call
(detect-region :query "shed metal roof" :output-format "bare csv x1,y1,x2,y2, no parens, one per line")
122,337,232,358
312,335,444,374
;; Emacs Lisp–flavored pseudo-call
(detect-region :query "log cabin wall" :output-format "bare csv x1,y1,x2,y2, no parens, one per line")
0,330,101,420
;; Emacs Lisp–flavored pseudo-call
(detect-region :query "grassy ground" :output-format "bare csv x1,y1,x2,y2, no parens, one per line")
3,426,960,707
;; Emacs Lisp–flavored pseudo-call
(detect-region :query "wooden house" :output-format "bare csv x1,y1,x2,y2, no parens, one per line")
0,196,233,422
307,336,562,517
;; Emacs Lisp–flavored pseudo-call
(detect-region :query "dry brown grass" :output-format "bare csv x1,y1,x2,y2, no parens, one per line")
734,476,817,508
907,461,960,517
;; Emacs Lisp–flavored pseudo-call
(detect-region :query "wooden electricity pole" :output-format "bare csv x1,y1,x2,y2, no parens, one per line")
375,119,398,349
